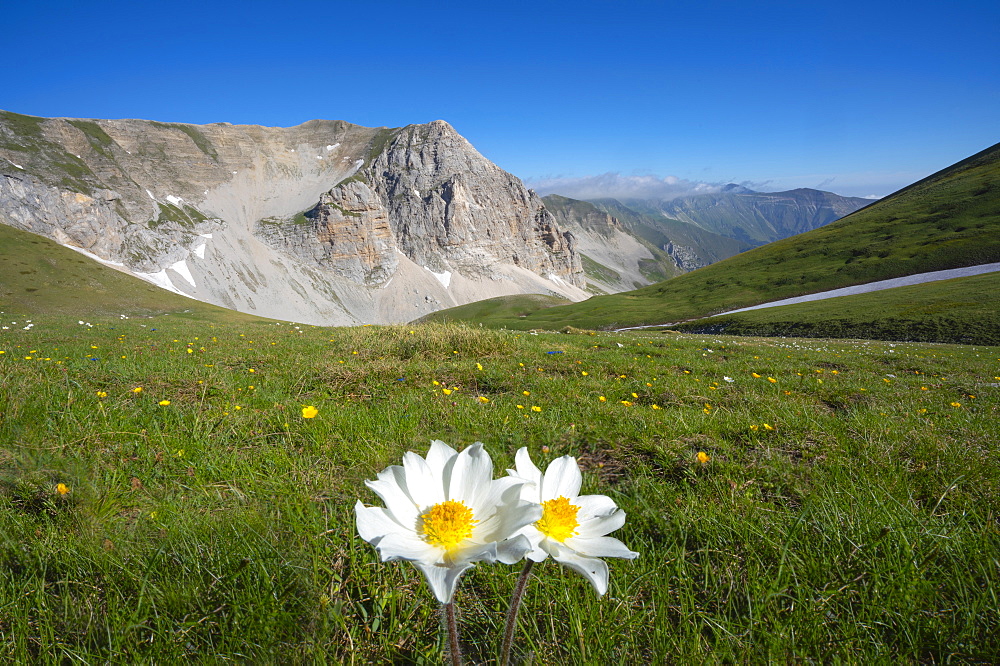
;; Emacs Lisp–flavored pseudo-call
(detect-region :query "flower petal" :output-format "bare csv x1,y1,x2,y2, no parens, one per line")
365,465,419,528
373,531,439,563
426,440,458,479
495,534,533,564
550,543,610,596
414,560,475,604
477,495,543,542
402,449,443,508
449,442,493,508
574,494,619,518
453,540,499,565
576,508,627,538
541,455,582,500
355,502,401,543
566,535,639,560
510,447,543,500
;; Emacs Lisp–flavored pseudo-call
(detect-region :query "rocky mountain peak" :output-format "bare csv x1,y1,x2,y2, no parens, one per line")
0,110,586,324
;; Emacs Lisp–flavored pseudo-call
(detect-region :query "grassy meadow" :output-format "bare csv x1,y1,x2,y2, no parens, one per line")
425,142,1000,333
1,311,998,663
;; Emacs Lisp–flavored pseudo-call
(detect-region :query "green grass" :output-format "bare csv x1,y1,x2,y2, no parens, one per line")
416,294,572,326
1,313,998,663
580,253,621,290
454,142,1000,332
0,224,258,321
673,271,1000,345
150,122,220,161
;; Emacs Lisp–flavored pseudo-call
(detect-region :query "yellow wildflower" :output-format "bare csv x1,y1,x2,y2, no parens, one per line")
697,451,711,464
478,396,490,404
159,400,171,406
531,406,542,412
302,405,318,418
599,396,607,402
56,483,70,495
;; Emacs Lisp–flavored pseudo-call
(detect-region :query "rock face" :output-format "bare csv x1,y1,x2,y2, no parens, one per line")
541,194,678,294
0,111,585,324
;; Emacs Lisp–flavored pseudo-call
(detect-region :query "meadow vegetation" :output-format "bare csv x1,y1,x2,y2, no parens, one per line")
431,142,1000,332
1,313,997,662
673,271,1000,346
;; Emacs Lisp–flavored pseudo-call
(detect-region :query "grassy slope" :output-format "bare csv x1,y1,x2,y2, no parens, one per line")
1,317,997,662
446,141,1000,333
415,293,572,325
675,271,1000,345
0,224,264,323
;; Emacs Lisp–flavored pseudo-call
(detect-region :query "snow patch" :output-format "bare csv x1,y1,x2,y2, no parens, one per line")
354,159,364,166
427,268,452,288
136,269,183,295
198,233,213,239
325,143,340,151
6,159,23,169
146,189,156,200
165,195,183,206
193,242,207,259
59,244,125,268
547,273,566,286
168,259,196,288
412,188,421,197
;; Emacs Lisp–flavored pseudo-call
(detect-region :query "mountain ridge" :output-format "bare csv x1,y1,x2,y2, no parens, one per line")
0,111,585,324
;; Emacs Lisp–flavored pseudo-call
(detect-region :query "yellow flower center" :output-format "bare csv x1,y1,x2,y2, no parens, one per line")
420,500,477,553
536,496,580,542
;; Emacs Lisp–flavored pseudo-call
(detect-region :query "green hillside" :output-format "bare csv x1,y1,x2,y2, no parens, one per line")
674,271,1000,345
440,141,1000,333
0,224,261,322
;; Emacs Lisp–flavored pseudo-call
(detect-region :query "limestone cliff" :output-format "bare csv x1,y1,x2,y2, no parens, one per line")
541,194,680,294
0,111,585,324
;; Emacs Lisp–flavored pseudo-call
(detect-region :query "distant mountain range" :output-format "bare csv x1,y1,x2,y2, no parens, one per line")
621,184,873,245
541,185,871,293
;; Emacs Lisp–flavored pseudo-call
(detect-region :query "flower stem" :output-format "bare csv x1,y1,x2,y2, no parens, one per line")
500,560,534,666
445,601,462,666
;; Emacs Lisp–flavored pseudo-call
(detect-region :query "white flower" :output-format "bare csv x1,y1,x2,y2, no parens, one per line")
508,448,638,596
355,440,540,603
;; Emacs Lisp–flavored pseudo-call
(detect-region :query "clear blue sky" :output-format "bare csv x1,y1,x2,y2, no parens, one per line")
4,0,998,199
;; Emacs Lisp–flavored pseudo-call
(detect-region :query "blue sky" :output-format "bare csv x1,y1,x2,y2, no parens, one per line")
4,0,998,199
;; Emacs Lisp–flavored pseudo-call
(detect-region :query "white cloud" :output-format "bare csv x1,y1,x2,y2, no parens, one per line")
525,172,724,201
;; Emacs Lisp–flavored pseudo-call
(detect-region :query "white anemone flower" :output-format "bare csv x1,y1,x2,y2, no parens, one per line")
355,440,541,603
508,447,638,596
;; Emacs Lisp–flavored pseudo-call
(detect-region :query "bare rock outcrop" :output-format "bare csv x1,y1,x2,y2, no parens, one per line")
0,111,586,324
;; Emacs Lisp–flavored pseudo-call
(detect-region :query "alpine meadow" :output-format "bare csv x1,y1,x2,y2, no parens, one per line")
2,114,999,662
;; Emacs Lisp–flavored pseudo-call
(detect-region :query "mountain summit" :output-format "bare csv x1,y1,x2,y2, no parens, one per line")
0,111,584,324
